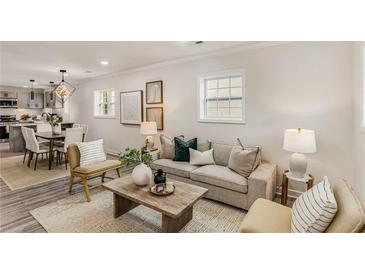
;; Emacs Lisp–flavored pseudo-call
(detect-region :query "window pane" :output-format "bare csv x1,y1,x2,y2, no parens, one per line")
217,108,230,117
206,89,217,98
206,79,217,89
218,78,230,88
231,87,242,97
230,76,242,87
206,100,217,108
230,99,242,108
206,108,217,117
217,100,229,108
230,108,242,117
218,88,230,98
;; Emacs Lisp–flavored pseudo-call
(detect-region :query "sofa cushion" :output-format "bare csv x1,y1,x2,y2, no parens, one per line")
151,159,198,178
189,148,215,166
174,137,197,161
160,135,183,159
190,165,248,193
74,159,121,174
212,142,233,166
228,139,260,178
197,139,211,152
240,198,292,233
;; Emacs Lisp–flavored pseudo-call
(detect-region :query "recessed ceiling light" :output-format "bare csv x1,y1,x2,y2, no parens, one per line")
85,70,93,74
101,61,109,65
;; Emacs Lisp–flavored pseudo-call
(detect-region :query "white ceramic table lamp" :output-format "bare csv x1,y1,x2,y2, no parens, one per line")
283,128,317,178
140,122,157,151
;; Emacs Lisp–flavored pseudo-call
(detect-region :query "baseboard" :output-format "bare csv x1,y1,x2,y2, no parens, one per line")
106,149,120,157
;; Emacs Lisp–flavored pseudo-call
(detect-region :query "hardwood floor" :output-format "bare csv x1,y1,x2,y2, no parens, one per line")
0,166,134,233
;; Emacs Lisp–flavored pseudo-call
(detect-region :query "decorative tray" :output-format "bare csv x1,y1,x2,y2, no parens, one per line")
150,182,175,196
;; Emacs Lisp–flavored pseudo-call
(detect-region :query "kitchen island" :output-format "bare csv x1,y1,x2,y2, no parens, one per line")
8,122,74,152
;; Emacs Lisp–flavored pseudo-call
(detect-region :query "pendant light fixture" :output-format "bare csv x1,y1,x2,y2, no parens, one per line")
30,79,35,100
53,69,76,107
49,81,54,101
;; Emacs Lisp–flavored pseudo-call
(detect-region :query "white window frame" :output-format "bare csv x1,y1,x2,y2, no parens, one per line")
197,69,245,124
94,88,116,119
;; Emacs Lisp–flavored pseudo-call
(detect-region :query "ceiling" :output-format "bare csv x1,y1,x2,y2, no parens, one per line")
0,41,258,88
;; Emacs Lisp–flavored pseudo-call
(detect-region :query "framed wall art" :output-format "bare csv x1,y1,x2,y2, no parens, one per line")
146,80,163,104
146,107,164,130
120,90,143,125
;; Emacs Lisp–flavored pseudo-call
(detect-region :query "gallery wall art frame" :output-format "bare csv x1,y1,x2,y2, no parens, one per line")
120,90,143,125
146,107,164,130
146,80,163,104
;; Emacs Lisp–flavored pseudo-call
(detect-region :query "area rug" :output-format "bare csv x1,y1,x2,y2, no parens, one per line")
0,155,69,190
30,189,246,233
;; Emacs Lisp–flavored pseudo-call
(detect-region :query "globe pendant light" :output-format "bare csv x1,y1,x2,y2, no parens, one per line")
53,69,76,107
30,79,35,100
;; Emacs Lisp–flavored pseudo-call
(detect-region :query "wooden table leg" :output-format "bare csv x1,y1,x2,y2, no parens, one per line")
307,175,314,190
281,172,289,205
161,206,193,233
48,139,54,170
113,193,139,218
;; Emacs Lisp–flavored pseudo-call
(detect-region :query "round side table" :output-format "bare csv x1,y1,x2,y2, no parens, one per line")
281,170,314,205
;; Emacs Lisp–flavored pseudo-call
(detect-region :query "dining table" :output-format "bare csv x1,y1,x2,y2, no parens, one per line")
35,131,66,170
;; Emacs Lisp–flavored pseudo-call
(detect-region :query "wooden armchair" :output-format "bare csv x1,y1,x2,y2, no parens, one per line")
67,144,122,202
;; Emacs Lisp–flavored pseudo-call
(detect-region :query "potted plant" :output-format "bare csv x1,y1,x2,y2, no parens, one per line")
42,112,63,134
119,148,153,186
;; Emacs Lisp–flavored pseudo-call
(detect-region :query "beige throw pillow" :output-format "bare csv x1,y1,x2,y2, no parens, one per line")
189,148,215,166
76,139,106,167
160,134,183,159
228,139,260,178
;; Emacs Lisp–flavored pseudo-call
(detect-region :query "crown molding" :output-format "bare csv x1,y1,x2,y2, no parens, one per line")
75,41,290,84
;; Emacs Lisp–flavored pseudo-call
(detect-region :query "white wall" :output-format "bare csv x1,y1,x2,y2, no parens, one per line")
71,42,355,195
353,42,365,203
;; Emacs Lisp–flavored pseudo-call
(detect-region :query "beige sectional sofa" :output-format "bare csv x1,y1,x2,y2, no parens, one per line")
151,141,277,210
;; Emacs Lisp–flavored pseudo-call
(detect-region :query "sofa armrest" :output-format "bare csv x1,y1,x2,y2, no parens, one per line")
248,161,277,200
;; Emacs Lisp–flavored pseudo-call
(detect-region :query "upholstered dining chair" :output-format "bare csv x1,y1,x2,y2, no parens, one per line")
36,123,52,144
73,123,88,142
55,127,83,170
21,126,30,164
25,127,50,170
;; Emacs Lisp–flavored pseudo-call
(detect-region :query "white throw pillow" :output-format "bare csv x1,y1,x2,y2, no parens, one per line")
76,139,106,167
291,176,338,233
189,148,215,166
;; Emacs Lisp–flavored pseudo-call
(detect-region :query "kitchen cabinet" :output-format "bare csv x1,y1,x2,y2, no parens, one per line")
45,91,62,109
0,91,17,98
28,93,44,109
17,91,28,108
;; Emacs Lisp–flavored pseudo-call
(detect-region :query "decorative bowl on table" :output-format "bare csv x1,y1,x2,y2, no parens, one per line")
150,182,175,196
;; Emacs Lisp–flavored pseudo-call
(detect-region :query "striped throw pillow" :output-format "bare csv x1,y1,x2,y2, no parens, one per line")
76,139,106,167
291,176,337,233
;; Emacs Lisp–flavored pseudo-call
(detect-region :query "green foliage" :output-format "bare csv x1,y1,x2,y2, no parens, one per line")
119,147,153,166
42,112,63,127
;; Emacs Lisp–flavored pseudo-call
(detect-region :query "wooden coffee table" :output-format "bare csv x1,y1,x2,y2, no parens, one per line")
103,175,208,233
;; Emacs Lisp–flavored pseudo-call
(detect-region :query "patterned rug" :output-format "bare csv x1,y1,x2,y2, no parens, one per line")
30,189,246,233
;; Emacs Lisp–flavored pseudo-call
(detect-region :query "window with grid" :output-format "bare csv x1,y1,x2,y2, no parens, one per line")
198,70,245,123
94,89,115,118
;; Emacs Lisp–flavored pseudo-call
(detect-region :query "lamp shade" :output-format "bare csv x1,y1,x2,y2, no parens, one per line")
140,122,157,136
283,128,317,153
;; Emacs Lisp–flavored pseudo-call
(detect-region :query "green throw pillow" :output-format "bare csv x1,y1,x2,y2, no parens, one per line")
173,137,197,161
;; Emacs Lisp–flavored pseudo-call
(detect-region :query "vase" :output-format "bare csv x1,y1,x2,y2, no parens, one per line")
132,163,152,186
52,125,61,134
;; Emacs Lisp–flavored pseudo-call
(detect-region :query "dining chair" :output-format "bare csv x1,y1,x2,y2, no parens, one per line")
55,127,83,170
25,127,50,170
21,126,30,164
73,123,88,141
36,123,52,144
